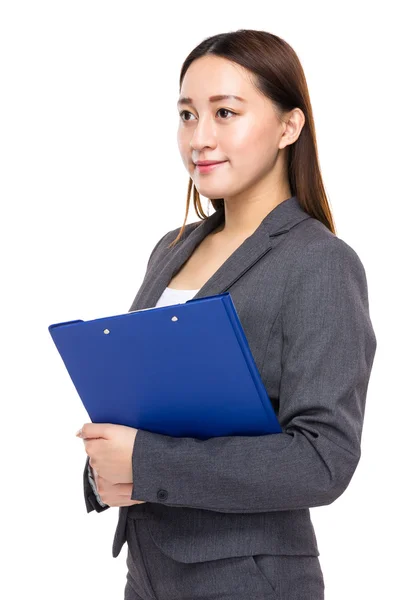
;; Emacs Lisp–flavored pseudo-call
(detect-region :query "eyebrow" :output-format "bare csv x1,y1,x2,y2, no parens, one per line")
177,94,246,107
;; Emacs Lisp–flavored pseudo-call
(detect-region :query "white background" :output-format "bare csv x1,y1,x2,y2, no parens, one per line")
1,1,412,598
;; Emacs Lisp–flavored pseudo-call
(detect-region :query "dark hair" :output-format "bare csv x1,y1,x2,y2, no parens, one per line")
169,29,336,248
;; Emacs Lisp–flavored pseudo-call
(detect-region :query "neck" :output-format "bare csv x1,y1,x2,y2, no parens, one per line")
215,187,292,239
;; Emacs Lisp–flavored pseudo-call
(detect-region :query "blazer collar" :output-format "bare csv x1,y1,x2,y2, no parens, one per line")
131,195,311,310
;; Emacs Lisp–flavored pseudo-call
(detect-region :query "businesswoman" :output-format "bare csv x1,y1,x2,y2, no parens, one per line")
78,30,377,599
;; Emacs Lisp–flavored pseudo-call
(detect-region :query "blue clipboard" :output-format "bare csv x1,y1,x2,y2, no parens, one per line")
48,292,282,440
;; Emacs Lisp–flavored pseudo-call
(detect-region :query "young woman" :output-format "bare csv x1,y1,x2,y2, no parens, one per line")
78,29,377,599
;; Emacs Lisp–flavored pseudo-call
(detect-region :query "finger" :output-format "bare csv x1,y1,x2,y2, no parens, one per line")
96,479,136,496
99,493,146,506
107,500,147,507
81,423,111,440
84,438,102,456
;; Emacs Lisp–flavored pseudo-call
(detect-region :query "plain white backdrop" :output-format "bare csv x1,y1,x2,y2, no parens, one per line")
1,1,412,598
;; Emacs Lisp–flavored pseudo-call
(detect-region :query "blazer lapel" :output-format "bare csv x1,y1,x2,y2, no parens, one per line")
131,195,311,310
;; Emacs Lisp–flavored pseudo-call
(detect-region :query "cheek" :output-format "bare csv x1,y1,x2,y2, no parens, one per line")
177,123,192,149
177,129,186,154
225,121,254,151
226,121,275,168
177,134,192,169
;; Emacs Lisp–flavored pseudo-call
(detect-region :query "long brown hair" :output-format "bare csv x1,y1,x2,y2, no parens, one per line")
169,29,336,249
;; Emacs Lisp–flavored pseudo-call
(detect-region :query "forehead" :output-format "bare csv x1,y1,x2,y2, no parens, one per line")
180,56,256,101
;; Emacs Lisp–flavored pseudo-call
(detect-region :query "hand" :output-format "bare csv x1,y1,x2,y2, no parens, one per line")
77,422,138,484
92,466,146,507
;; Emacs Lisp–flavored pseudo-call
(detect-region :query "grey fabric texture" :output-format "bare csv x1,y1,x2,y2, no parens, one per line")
124,515,325,599
82,195,377,562
87,459,108,508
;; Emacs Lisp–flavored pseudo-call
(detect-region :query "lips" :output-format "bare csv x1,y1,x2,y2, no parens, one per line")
194,161,227,173
195,161,226,166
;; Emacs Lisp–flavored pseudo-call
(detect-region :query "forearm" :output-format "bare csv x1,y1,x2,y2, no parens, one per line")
130,426,359,513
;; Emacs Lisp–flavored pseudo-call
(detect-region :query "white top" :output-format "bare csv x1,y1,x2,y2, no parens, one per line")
155,286,200,308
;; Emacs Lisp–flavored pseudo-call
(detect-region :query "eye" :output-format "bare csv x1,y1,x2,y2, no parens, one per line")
179,110,194,122
216,108,236,119
179,108,236,122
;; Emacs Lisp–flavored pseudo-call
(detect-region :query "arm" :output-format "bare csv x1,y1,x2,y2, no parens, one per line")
129,236,377,513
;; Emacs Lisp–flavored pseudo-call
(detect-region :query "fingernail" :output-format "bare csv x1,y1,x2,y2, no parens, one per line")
76,428,84,438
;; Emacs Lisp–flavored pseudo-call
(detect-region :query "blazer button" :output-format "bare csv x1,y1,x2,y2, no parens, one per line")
157,489,168,501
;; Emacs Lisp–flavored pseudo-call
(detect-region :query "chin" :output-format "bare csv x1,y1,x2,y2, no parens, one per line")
197,187,230,200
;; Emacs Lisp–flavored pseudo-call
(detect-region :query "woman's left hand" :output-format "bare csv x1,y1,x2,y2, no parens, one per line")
76,423,139,484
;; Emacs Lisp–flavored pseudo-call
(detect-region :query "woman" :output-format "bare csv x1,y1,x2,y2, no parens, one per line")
78,30,377,599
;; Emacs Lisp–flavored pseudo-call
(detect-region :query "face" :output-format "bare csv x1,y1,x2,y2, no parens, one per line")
177,55,292,203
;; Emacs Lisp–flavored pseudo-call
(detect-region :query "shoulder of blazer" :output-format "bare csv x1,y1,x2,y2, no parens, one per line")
283,215,360,259
269,216,370,304
281,217,371,305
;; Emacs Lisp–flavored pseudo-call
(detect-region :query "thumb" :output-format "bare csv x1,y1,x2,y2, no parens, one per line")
76,423,112,439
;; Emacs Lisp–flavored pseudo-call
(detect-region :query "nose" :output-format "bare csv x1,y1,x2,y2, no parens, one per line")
190,116,217,152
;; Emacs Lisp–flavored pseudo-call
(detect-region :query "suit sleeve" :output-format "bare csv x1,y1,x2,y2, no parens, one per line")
129,236,377,513
83,456,110,513
87,459,109,508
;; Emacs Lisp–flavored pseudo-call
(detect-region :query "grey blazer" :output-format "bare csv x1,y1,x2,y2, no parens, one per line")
83,195,377,562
